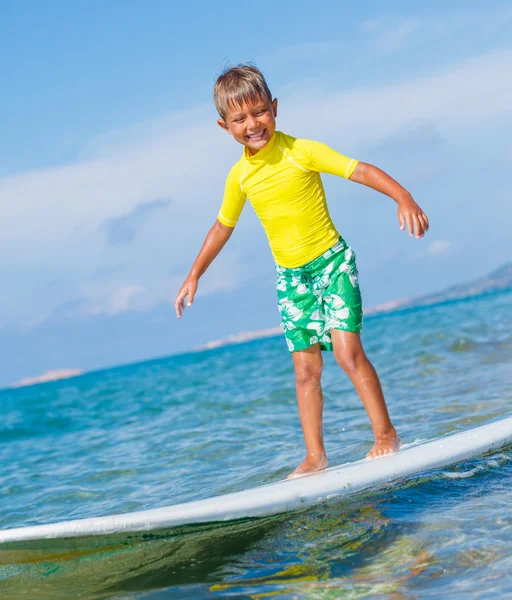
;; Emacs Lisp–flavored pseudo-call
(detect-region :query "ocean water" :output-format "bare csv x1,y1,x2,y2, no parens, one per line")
1,289,511,599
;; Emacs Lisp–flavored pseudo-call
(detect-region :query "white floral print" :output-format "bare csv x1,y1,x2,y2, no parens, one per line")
276,239,363,352
280,299,304,322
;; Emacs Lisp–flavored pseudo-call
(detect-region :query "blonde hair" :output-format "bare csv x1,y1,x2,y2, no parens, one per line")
214,64,273,120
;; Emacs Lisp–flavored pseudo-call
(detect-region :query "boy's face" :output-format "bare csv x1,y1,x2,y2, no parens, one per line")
218,97,278,155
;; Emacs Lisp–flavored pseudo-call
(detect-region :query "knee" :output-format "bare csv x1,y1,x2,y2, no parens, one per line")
295,362,323,387
334,347,365,373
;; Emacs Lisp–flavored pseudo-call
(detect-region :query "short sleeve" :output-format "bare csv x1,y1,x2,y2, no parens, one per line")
296,139,359,179
217,162,247,227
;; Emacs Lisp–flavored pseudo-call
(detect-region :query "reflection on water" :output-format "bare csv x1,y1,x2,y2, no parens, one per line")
0,502,429,599
0,518,282,599
2,450,511,599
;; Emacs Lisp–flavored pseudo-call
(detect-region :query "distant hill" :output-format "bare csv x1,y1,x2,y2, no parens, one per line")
366,261,512,316
198,262,512,350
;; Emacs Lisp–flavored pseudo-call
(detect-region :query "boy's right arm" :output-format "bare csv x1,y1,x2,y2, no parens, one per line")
174,219,234,318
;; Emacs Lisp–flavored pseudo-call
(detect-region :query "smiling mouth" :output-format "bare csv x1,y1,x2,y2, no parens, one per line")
246,130,266,141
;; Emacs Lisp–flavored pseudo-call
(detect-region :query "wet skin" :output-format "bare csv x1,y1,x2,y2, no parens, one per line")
287,330,401,479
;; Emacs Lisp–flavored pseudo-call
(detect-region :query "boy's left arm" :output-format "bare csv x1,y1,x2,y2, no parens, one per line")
349,162,429,239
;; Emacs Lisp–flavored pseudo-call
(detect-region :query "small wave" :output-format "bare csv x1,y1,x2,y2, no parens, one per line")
440,452,512,480
441,465,484,479
401,439,428,449
488,453,512,464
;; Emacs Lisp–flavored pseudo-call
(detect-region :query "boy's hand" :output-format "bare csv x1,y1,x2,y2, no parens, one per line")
175,277,198,318
398,196,429,239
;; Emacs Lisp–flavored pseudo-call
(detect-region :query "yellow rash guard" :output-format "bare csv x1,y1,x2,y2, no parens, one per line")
217,130,359,268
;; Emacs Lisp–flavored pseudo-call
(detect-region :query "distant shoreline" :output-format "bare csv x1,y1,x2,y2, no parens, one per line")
11,369,84,389
194,284,512,352
9,263,511,389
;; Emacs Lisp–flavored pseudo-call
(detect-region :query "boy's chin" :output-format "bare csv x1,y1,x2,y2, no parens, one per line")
244,138,270,154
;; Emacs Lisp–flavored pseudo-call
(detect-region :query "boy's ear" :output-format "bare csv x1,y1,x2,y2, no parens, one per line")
217,119,232,135
272,98,278,118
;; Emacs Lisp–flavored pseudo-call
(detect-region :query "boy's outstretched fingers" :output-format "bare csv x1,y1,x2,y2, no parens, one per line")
407,214,415,237
420,212,430,233
413,214,422,238
174,291,185,319
398,201,429,239
174,278,198,318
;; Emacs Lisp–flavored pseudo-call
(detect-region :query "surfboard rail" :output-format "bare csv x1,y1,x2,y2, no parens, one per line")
1,415,511,544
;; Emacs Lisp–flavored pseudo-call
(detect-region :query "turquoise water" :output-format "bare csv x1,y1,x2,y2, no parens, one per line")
1,290,511,599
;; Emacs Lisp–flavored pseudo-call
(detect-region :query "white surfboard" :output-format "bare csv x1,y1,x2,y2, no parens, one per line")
1,415,511,544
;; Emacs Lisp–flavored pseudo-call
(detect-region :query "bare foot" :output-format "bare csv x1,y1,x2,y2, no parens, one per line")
366,430,402,460
287,453,328,479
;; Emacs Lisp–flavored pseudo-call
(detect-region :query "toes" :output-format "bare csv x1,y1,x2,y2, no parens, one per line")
288,457,328,477
366,447,394,460
287,469,305,480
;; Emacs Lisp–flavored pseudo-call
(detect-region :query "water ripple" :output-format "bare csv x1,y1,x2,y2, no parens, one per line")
0,290,511,599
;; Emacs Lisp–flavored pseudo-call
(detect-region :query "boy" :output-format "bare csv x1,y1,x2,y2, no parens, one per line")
175,65,429,479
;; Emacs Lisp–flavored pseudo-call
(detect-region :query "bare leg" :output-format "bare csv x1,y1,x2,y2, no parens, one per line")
288,344,329,478
331,330,401,459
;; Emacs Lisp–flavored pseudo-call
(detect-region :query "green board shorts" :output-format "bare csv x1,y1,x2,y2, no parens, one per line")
275,237,363,352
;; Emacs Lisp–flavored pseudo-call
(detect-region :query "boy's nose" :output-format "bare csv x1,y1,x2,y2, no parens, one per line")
247,116,258,130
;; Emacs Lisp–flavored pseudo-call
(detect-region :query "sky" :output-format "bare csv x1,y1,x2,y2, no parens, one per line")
1,0,511,386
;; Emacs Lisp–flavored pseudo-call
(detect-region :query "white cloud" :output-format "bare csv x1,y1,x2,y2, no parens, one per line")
361,18,420,53
427,240,451,255
1,48,511,326
280,49,512,145
359,7,512,55
103,284,145,315
3,49,510,247
42,249,243,321
273,7,512,68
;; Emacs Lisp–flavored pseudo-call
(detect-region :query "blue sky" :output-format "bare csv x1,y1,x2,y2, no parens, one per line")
1,1,511,386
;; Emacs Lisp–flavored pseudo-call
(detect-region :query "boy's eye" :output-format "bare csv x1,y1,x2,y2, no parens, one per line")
234,117,245,123
255,110,266,115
